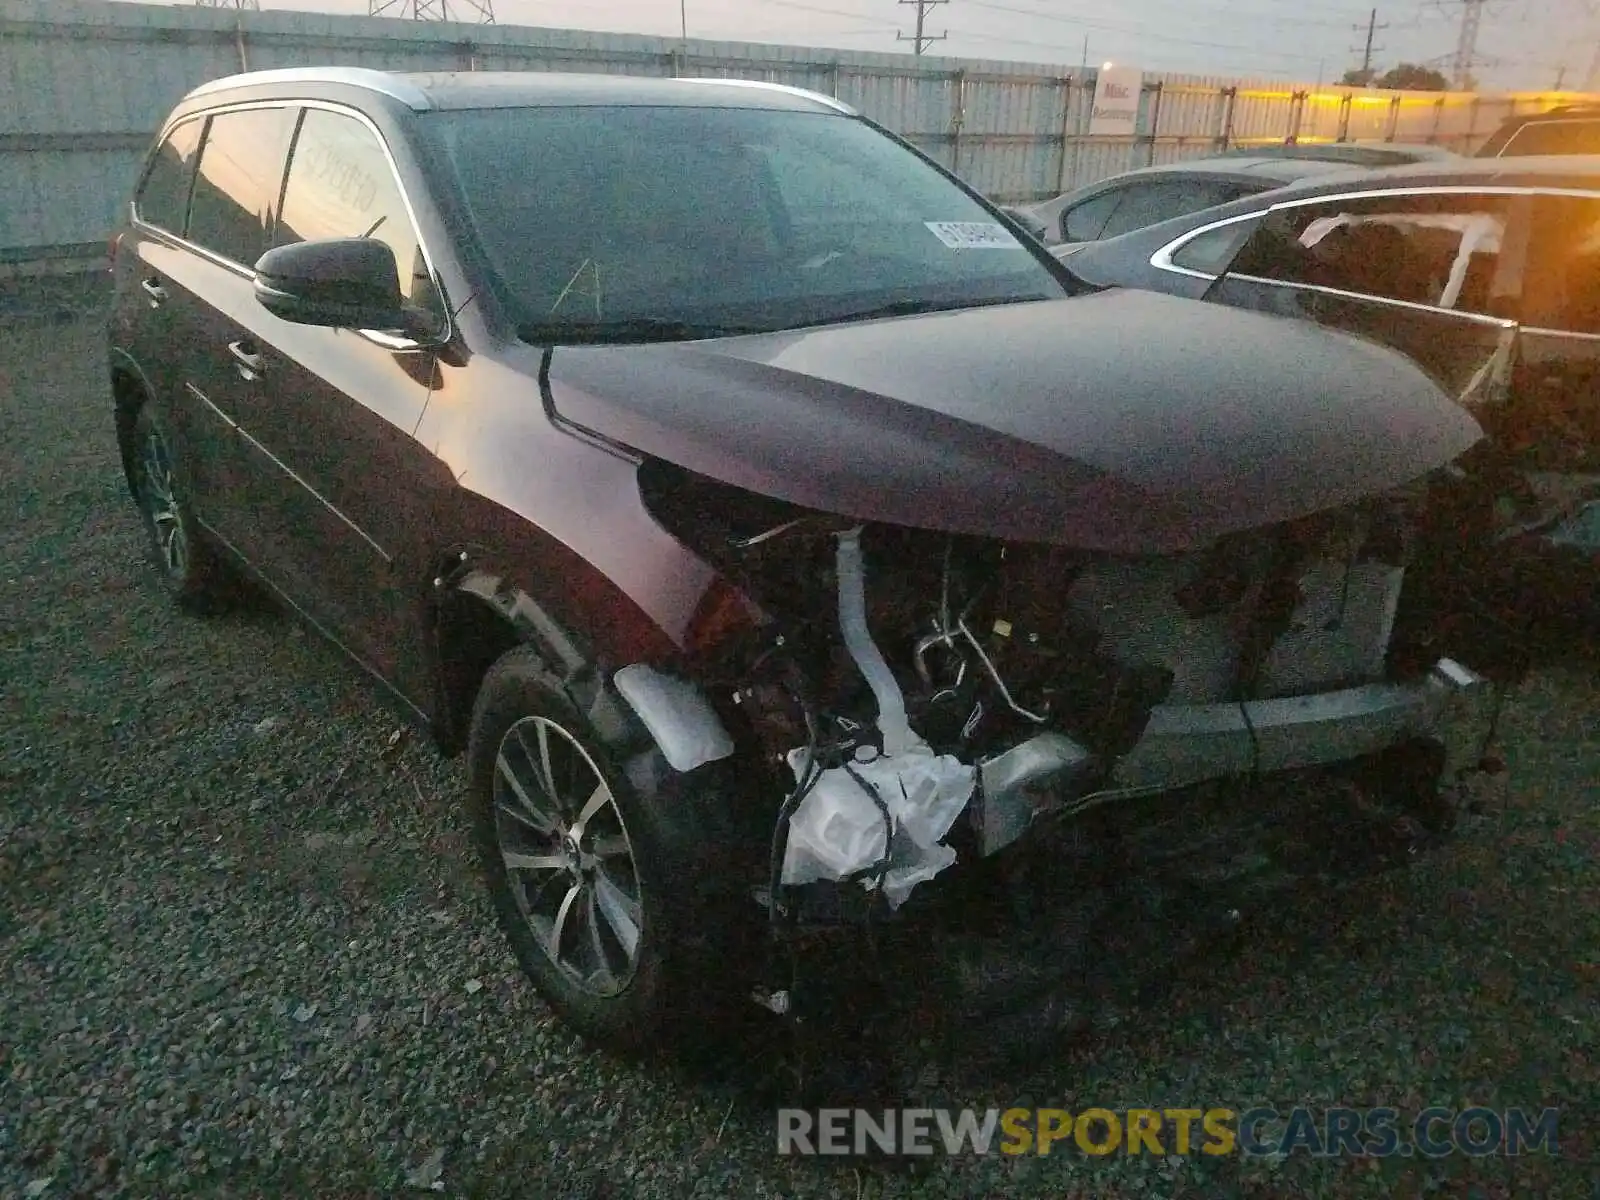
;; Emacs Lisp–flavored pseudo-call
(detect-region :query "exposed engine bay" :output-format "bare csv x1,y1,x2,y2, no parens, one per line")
632,458,1497,916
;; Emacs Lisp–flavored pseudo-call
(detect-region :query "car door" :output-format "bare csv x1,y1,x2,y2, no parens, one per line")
114,115,246,529
1200,189,1524,418
1500,190,1600,556
231,103,451,685
167,103,300,554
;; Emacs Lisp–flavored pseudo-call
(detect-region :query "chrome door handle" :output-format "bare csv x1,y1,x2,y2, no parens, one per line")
228,340,265,380
140,278,166,306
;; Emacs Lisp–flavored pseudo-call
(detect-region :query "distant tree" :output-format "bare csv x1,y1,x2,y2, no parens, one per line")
1375,63,1451,91
1339,67,1377,87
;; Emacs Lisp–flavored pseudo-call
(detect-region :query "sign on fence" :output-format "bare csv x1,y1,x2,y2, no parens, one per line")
1088,65,1143,136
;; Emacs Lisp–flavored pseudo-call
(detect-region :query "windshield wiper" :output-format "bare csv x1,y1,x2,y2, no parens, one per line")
805,294,1051,327
516,316,764,345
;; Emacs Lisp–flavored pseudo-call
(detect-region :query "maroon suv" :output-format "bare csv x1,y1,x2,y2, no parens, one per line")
109,67,1495,1047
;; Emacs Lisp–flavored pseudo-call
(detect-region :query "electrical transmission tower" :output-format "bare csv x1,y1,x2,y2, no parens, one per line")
195,1,261,9
897,0,947,56
368,0,496,20
1448,0,1485,89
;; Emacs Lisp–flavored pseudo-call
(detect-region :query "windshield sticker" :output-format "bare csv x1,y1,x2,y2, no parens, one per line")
925,221,1022,250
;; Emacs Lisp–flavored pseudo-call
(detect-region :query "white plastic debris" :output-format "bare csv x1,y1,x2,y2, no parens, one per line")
779,745,975,909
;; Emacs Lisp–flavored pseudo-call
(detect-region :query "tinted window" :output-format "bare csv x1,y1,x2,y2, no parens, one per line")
135,119,203,233
1169,217,1261,274
1061,190,1122,242
1228,192,1509,312
187,107,296,265
429,106,1064,336
277,107,440,322
1521,195,1600,333
1099,179,1247,240
1500,119,1600,157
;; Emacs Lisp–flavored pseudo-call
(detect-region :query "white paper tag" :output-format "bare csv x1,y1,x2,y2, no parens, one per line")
924,221,1021,249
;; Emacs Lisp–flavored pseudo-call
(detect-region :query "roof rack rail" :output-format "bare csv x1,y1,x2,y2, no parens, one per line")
185,68,432,110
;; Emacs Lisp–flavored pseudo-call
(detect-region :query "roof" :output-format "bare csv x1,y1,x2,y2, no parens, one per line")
1264,151,1600,199
1093,155,1357,186
182,67,855,116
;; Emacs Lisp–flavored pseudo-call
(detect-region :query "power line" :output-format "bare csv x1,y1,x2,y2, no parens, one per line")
897,0,948,55
962,0,1330,61
367,0,496,20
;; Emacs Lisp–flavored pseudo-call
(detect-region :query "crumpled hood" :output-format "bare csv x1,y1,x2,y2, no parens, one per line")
544,288,1484,554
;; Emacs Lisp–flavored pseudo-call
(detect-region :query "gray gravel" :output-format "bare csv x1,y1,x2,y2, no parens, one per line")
2,299,1595,1199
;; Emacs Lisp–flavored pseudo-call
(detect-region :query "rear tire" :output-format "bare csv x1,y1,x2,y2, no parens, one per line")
127,403,229,612
466,647,725,1050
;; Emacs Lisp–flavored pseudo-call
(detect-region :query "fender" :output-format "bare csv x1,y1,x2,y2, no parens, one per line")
435,558,758,872
432,555,735,773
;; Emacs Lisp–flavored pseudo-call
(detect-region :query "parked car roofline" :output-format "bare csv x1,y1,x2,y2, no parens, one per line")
1146,178,1600,286
182,67,854,116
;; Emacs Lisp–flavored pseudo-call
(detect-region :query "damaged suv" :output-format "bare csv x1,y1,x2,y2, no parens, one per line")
110,68,1496,1046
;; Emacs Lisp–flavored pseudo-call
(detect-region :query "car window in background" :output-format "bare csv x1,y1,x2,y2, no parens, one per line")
1099,179,1248,240
1227,193,1509,312
1061,190,1123,242
1499,119,1600,157
276,107,443,327
135,119,203,234
185,106,297,266
427,105,1065,332
1520,195,1600,333
1168,217,1261,275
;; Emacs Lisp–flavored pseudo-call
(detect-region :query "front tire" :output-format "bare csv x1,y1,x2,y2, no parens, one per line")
466,647,702,1049
127,403,228,612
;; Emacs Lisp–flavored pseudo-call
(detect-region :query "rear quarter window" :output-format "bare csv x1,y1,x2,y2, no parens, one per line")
135,119,204,234
1498,119,1600,157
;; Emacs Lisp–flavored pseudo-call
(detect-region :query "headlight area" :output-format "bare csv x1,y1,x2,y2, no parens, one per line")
613,460,1508,1014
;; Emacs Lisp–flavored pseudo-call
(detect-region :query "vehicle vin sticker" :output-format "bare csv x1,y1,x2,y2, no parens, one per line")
925,221,1021,249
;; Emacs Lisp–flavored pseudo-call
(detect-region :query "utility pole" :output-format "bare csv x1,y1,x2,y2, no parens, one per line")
1350,7,1387,82
368,0,496,20
897,0,948,56
1449,0,1485,90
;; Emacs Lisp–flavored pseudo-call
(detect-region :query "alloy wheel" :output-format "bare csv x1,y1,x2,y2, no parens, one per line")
492,715,644,997
138,423,187,579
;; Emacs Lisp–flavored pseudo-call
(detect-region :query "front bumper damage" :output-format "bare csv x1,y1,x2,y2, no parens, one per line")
974,657,1488,858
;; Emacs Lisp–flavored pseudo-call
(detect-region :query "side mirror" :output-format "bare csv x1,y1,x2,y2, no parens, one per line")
999,205,1050,244
253,237,409,332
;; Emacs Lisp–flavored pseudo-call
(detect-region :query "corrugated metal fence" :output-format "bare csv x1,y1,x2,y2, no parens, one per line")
1,0,1593,265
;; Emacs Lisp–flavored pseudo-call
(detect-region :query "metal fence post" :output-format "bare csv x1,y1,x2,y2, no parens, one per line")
1054,75,1074,193
1287,89,1306,142
1145,80,1164,166
949,68,967,175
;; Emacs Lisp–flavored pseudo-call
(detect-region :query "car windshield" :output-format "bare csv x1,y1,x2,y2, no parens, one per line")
425,104,1066,342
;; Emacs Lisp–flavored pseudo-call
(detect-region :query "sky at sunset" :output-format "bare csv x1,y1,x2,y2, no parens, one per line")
116,0,1600,89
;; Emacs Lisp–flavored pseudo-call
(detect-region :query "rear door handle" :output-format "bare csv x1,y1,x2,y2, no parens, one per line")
228,340,265,381
140,278,166,306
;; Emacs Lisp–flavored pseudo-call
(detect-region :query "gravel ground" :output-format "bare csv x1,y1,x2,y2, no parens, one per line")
1,296,1596,1198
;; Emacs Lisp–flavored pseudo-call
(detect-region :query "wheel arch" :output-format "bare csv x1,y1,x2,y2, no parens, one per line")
109,350,155,500
430,558,760,875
